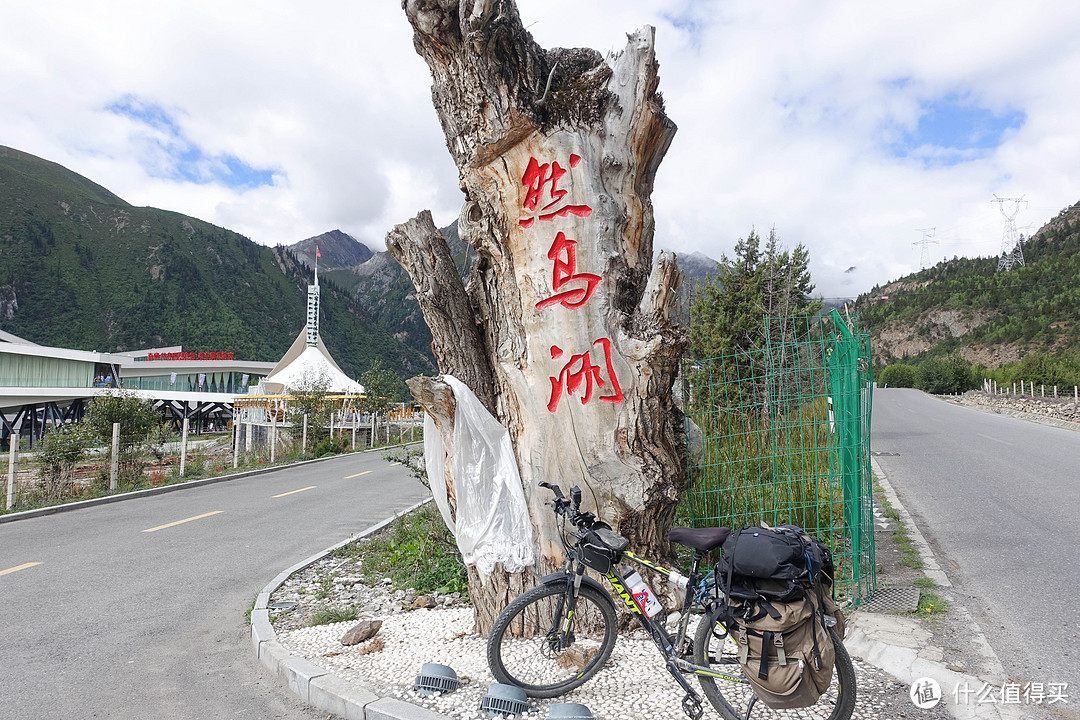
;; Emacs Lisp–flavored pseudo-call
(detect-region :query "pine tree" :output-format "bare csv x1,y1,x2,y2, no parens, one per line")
690,228,819,360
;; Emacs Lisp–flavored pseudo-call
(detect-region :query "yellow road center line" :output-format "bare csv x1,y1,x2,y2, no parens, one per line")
0,562,42,577
977,432,1012,446
345,470,373,479
142,511,224,533
273,486,317,498
389,462,401,466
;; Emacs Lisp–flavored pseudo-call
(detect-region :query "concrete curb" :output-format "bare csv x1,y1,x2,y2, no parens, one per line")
844,459,1022,720
0,441,422,524
251,498,448,720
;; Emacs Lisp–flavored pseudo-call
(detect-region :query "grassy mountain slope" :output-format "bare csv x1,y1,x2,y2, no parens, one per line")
0,145,433,379
855,200,1080,367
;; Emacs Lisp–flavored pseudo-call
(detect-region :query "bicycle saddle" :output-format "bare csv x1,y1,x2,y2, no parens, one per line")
668,526,731,553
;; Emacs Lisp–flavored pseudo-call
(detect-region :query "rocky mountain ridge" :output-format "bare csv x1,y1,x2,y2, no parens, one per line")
857,199,1080,368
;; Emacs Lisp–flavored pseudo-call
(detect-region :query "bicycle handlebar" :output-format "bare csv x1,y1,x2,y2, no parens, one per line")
540,482,593,529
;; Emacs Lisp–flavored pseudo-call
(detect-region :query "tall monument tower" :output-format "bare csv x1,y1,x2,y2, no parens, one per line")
306,247,321,346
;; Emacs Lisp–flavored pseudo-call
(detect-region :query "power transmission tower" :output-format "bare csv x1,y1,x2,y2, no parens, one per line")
913,227,937,270
993,195,1027,271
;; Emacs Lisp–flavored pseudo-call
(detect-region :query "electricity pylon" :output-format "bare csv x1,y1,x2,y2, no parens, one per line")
993,195,1027,271
914,228,937,270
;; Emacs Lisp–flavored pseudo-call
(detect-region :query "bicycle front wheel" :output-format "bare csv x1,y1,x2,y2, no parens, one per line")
486,582,618,698
693,609,856,720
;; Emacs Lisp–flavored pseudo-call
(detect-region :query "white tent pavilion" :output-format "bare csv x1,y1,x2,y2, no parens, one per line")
259,328,365,395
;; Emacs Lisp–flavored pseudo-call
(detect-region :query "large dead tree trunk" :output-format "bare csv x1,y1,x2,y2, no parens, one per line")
388,0,686,634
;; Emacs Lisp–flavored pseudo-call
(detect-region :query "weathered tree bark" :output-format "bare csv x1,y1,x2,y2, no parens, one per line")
388,0,687,633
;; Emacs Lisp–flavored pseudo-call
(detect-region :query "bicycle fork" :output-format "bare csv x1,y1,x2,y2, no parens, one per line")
546,565,587,651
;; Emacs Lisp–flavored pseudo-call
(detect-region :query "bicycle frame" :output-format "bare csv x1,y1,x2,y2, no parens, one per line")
546,546,745,699
616,551,747,685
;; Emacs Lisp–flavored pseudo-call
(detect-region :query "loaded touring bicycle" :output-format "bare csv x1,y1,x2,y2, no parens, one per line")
486,483,856,720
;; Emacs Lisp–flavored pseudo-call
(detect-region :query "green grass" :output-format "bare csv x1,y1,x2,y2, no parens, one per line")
915,592,948,616
682,397,844,534
893,529,924,569
309,607,358,627
874,485,923,569
333,502,468,597
315,574,336,600
913,577,937,589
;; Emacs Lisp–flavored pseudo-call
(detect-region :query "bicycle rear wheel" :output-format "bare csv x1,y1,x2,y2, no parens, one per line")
693,609,856,720
486,582,618,698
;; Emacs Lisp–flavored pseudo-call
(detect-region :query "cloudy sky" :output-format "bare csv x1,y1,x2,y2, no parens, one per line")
3,0,1078,299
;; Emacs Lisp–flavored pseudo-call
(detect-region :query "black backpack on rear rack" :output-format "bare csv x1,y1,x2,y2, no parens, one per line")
713,525,845,710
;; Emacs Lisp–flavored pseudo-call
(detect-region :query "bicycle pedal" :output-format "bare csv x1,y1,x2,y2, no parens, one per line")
681,693,704,720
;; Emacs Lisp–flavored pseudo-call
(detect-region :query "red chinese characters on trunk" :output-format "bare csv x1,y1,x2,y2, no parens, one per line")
519,154,593,229
521,153,622,413
546,340,624,412
534,232,602,310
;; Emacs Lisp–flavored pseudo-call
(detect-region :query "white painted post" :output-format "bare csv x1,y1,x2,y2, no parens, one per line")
110,422,120,491
1012,382,1016,395
1054,385,1058,398
1041,384,1045,397
371,412,376,448
245,420,252,457
270,415,277,463
302,414,308,454
232,421,239,469
180,418,189,476
351,414,357,451
7,435,17,510
1030,382,1035,398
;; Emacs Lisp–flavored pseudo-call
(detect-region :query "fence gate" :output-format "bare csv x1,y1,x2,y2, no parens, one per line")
683,309,876,605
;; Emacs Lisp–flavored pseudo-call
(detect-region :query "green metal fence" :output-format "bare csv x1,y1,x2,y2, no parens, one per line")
683,310,876,606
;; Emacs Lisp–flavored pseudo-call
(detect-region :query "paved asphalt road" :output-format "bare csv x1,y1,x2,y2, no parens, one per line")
0,452,430,720
871,389,1079,690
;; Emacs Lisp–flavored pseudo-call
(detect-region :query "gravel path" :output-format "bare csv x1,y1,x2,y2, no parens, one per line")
270,554,947,720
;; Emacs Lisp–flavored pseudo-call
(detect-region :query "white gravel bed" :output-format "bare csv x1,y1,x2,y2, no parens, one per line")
276,605,943,720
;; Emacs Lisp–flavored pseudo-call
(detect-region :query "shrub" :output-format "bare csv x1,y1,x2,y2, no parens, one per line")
1010,352,1072,388
336,503,467,597
312,434,351,458
914,354,980,394
879,364,917,388
915,357,953,394
36,425,91,501
83,390,163,488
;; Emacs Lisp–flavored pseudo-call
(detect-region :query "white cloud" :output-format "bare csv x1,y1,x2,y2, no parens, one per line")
2,0,1079,297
